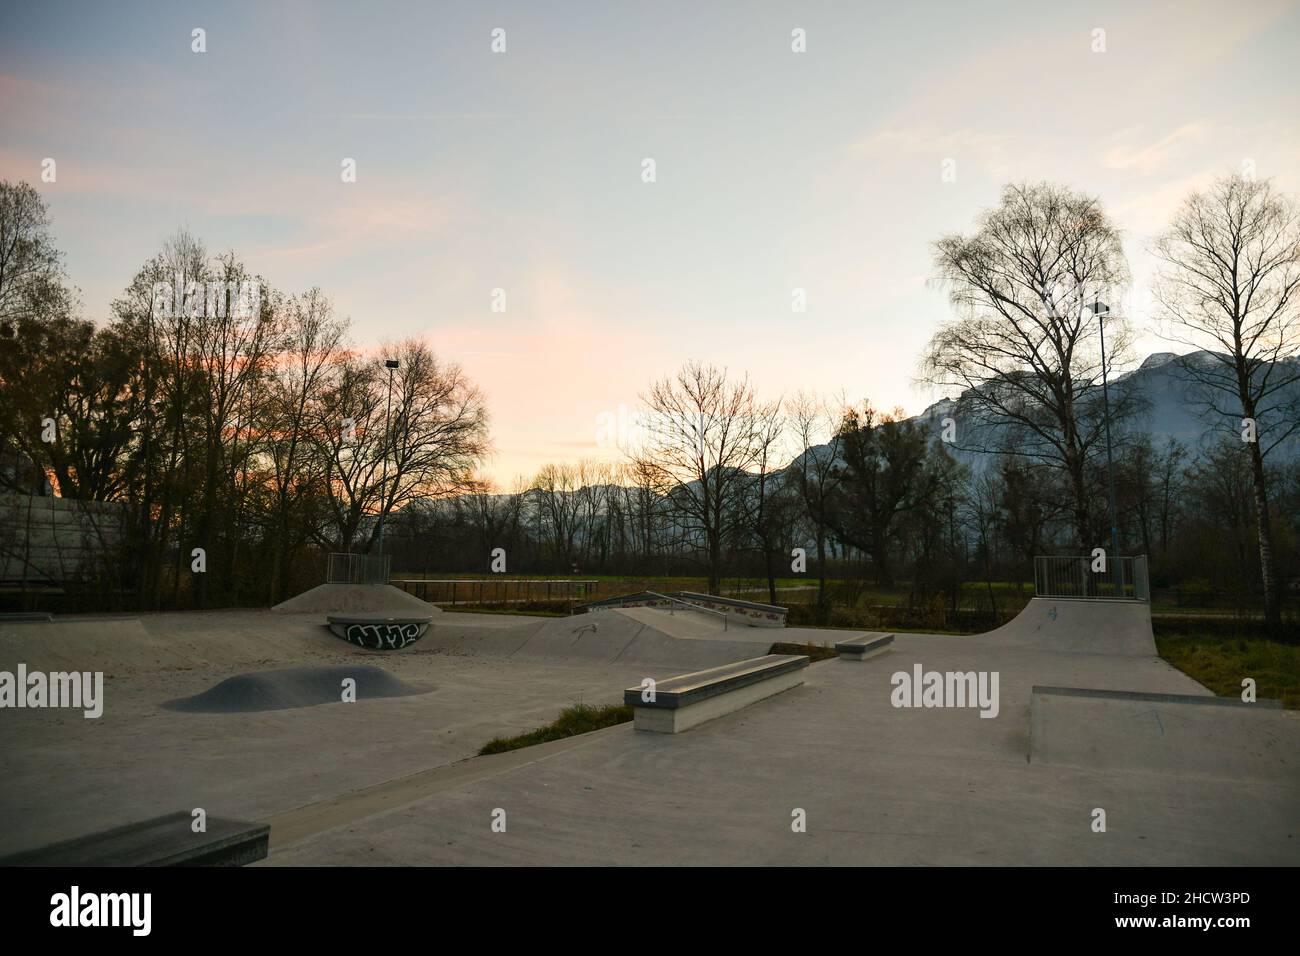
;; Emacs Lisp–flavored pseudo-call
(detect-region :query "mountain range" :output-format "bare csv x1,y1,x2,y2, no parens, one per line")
846,349,1300,475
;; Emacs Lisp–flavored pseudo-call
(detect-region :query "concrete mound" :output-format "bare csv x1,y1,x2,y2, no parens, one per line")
271,583,438,615
162,664,429,713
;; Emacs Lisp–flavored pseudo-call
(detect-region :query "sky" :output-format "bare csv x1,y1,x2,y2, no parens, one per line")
2,0,1299,484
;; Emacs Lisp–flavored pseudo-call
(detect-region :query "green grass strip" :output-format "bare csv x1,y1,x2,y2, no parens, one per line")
478,702,633,755
1157,632,1300,709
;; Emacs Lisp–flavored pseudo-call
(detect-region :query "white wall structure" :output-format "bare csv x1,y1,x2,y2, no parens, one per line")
0,494,127,585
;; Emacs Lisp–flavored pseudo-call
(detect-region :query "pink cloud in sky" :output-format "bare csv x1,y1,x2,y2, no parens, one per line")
423,269,678,485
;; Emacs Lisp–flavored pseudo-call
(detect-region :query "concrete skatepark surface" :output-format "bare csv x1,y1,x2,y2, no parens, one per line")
1029,686,1297,780
2,596,1296,864
0,607,761,856
268,635,1299,866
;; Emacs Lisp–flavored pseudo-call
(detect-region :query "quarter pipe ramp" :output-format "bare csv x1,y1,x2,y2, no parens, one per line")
980,597,1157,656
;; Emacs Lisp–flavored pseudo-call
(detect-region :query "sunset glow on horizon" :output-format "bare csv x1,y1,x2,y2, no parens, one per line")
4,0,1299,484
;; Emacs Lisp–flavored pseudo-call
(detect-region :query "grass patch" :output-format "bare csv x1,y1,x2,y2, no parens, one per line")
783,601,1008,633
478,702,633,755
1156,631,1300,709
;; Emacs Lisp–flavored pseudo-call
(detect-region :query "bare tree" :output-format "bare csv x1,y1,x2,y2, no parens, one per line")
1153,173,1300,628
619,457,669,567
921,181,1138,551
0,180,69,336
738,397,789,604
994,457,1058,569
530,462,583,571
789,391,845,620
461,473,525,569
1121,435,1188,573
264,288,347,601
314,340,489,551
109,229,208,606
188,253,280,605
963,470,1006,617
574,460,616,571
632,361,766,594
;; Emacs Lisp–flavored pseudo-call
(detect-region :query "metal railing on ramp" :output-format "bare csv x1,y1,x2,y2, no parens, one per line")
643,590,729,631
1034,555,1149,601
327,553,391,585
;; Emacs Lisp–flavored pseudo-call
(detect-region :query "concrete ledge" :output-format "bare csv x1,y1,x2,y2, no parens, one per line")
1033,685,1283,709
835,633,894,661
1029,685,1298,780
625,654,809,733
0,811,269,867
579,590,788,626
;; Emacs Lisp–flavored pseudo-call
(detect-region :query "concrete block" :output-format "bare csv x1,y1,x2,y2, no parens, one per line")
835,632,894,661
626,654,809,734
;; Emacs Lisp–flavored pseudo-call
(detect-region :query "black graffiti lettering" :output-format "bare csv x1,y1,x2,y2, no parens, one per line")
342,621,425,650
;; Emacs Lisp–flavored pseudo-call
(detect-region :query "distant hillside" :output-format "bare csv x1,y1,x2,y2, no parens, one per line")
802,349,1300,476
424,350,1299,515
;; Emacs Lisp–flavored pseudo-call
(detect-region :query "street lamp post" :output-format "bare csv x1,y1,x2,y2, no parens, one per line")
376,358,399,564
1091,301,1123,596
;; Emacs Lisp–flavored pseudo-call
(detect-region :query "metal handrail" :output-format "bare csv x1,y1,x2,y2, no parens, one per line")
392,578,598,606
1033,554,1149,602
327,552,390,585
641,590,729,631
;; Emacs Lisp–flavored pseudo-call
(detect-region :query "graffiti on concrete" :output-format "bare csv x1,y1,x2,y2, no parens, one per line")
337,621,427,650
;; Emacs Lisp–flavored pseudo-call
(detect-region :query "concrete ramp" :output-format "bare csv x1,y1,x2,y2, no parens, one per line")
613,605,730,640
0,616,233,675
420,618,548,658
422,606,861,668
420,608,770,670
596,607,844,649
1,617,179,673
982,597,1156,656
513,612,766,669
1029,686,1300,781
0,612,340,675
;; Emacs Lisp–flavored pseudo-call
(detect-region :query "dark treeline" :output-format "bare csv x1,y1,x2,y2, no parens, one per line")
2,174,1298,627
0,181,489,608
379,398,1299,621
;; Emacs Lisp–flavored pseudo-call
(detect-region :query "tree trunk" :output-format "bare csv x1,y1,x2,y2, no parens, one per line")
1245,439,1282,631
871,536,891,587
1068,464,1092,554
706,519,722,595
815,530,828,625
764,544,777,606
